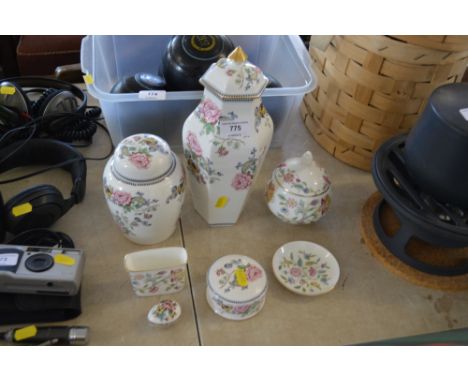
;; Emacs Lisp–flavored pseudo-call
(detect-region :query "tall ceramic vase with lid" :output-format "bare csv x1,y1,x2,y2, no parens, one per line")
182,47,274,226
103,133,185,245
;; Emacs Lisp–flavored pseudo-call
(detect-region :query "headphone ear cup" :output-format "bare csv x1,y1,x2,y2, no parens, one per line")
0,81,32,122
4,185,66,235
33,89,79,118
31,88,60,118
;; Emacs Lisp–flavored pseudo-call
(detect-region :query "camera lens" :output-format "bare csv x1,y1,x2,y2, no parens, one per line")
25,253,54,272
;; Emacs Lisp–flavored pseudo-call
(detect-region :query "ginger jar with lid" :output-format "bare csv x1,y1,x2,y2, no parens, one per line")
103,133,185,245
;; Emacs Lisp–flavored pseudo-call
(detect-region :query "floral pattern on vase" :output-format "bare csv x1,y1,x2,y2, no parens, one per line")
277,250,332,294
231,148,260,191
130,268,185,296
184,131,223,185
215,257,263,294
103,180,159,236
118,135,169,170
254,103,270,133
196,98,222,136
215,58,262,91
212,111,246,157
166,175,186,204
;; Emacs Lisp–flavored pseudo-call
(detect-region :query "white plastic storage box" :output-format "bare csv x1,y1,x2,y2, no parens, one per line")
81,36,316,149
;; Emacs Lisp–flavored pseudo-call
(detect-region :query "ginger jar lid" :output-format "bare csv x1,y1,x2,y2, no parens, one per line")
199,46,269,100
274,151,331,197
112,134,175,182
207,255,267,303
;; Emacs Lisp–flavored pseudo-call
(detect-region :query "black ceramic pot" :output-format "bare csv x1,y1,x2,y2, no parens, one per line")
161,35,235,91
405,83,468,208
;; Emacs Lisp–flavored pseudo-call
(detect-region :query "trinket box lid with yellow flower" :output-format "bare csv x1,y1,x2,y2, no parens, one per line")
207,255,267,303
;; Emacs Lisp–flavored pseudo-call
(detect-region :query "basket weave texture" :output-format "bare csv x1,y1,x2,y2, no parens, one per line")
302,35,468,171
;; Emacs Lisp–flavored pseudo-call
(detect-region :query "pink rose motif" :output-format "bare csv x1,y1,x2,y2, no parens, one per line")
246,265,263,282
231,173,253,190
187,132,203,157
308,267,317,277
134,274,145,281
290,267,302,277
233,305,250,314
282,171,295,183
217,146,229,157
129,152,151,169
112,190,132,206
199,98,221,124
149,286,159,294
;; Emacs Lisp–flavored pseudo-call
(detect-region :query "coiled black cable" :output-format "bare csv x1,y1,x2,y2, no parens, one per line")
43,106,101,143
0,106,102,145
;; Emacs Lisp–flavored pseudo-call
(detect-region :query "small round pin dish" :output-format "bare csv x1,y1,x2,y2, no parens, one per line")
147,299,181,326
272,241,340,296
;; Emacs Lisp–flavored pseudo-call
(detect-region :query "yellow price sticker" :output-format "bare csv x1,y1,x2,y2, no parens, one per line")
14,325,37,341
54,254,76,266
83,74,94,85
215,196,229,208
235,268,248,287
0,86,16,95
11,202,33,217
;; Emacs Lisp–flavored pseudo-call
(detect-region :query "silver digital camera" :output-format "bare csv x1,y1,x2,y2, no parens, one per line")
0,244,85,296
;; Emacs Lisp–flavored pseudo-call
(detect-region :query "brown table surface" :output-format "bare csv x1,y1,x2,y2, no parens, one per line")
1,95,468,345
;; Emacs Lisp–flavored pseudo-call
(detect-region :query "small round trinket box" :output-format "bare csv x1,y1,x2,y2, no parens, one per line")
265,151,331,224
147,299,181,326
206,255,267,320
272,241,340,296
103,133,185,245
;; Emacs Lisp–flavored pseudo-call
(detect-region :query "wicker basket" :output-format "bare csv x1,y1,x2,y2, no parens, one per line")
302,35,468,171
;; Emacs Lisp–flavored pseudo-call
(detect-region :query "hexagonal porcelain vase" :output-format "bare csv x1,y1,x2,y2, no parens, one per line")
182,47,273,226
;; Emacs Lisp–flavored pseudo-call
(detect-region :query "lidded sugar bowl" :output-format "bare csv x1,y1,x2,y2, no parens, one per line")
103,134,185,245
265,151,331,224
206,255,267,320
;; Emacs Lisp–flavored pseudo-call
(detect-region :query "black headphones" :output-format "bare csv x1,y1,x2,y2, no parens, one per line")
0,139,86,242
0,77,100,143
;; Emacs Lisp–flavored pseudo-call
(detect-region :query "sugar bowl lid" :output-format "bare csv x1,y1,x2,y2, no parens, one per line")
112,134,175,182
274,151,331,197
200,47,269,100
207,255,267,303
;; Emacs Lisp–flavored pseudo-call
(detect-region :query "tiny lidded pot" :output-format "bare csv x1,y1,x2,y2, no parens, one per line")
206,255,267,320
265,151,331,224
103,133,185,245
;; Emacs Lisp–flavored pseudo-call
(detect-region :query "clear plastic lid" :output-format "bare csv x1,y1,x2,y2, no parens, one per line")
112,134,174,182
207,255,267,303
